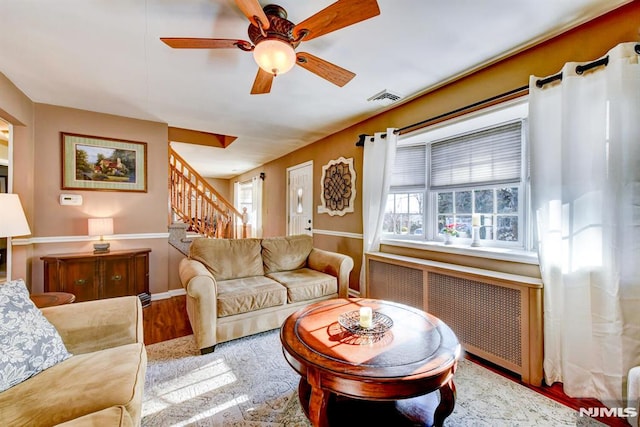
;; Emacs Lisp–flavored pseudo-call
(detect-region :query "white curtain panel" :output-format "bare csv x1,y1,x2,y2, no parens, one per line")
529,42,640,405
360,128,397,292
251,175,263,238
233,180,242,237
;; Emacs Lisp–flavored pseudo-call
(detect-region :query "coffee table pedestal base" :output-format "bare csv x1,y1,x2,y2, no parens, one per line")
298,378,456,427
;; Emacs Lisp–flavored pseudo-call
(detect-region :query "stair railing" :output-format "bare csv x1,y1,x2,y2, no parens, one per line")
169,147,242,238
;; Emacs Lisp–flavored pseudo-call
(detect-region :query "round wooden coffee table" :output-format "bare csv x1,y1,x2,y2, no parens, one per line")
280,298,461,427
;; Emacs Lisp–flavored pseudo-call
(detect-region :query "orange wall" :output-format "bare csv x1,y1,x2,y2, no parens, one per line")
233,1,640,293
205,177,231,202
32,104,168,237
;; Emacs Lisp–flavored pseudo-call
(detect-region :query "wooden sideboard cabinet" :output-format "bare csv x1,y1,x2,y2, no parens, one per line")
41,248,151,307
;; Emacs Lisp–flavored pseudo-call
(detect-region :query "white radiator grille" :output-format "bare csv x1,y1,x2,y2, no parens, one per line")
368,259,423,309
428,272,522,367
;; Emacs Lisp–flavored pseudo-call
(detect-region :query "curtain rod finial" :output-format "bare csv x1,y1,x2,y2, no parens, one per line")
355,134,369,147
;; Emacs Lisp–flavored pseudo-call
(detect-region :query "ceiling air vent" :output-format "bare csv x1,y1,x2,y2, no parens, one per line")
367,89,402,106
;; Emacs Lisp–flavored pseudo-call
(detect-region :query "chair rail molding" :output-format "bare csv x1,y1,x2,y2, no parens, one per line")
312,229,363,239
12,232,170,246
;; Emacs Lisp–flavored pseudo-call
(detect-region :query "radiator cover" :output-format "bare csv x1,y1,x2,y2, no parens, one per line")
428,272,522,367
366,253,543,385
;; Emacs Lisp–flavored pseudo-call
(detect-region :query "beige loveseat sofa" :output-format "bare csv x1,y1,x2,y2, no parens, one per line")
179,235,354,353
0,296,147,426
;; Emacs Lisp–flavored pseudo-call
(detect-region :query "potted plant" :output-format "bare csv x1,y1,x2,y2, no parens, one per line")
441,225,459,245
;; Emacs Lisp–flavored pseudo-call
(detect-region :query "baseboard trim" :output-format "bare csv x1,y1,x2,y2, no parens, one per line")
151,288,186,301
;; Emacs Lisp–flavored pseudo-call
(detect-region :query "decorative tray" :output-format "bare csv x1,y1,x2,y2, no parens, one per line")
338,310,393,337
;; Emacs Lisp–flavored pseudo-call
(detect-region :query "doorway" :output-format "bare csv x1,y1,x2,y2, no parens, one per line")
286,161,313,236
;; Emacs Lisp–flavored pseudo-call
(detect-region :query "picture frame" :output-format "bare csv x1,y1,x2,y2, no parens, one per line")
61,132,147,192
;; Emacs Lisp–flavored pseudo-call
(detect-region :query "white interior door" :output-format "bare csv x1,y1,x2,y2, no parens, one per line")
287,161,313,236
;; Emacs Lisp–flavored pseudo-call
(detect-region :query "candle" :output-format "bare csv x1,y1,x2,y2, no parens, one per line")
359,307,373,329
472,214,480,227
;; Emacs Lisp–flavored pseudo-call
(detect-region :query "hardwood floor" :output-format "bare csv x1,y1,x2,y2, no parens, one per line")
142,294,192,346
142,296,630,427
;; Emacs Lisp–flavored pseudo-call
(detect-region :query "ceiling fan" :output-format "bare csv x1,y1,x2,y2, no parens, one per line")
160,0,380,94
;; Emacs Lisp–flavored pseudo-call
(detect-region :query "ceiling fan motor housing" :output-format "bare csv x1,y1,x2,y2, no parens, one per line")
248,4,300,49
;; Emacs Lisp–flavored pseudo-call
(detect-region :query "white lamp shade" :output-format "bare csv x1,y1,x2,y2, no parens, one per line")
0,193,31,237
88,217,114,237
253,39,296,76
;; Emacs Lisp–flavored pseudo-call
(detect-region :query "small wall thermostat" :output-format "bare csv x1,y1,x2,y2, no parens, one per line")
59,194,83,206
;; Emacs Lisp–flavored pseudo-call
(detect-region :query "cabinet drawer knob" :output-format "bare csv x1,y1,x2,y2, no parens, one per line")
111,275,122,281
74,279,87,285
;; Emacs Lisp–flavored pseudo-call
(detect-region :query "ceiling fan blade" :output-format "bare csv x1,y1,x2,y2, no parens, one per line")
296,52,355,87
235,0,270,30
160,38,251,49
293,0,380,41
250,68,273,94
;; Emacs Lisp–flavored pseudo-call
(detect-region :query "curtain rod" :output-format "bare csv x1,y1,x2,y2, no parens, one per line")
536,43,640,88
355,85,528,146
356,43,640,146
395,85,529,136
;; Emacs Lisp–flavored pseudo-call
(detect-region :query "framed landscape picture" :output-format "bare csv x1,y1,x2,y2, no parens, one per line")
61,133,147,192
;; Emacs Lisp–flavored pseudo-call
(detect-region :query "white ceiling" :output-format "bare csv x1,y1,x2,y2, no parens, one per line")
0,0,629,178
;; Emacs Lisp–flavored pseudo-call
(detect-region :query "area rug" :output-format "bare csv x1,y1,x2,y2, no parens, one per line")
142,331,602,426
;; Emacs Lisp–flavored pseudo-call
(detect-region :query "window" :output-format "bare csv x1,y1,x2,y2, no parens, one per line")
237,180,253,214
383,101,529,249
384,145,426,236
384,192,424,235
435,187,520,242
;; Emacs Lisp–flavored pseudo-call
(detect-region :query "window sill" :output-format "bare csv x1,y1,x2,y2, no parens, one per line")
380,238,539,265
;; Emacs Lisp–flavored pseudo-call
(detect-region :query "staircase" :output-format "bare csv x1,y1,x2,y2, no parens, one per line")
169,147,243,244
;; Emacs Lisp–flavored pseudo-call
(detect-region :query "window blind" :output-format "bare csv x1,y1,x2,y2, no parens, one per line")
430,120,522,190
391,145,426,191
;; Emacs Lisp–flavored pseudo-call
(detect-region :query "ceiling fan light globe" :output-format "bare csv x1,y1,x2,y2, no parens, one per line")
253,39,296,76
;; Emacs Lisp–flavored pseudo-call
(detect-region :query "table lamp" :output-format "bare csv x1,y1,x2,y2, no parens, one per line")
0,194,31,281
0,194,32,238
88,217,113,253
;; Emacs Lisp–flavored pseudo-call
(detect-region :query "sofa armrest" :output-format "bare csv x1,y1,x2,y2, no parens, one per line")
179,258,217,302
308,248,354,298
41,296,143,355
179,258,219,351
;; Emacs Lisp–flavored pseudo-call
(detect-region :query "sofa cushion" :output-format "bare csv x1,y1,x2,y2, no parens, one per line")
190,237,264,281
0,342,146,426
266,268,337,303
217,276,287,317
0,279,71,393
262,235,313,274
